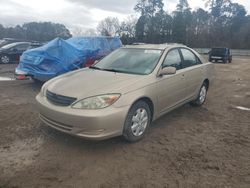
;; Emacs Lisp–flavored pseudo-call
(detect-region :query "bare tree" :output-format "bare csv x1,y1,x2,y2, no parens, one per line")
119,15,137,38
72,27,97,37
97,17,120,36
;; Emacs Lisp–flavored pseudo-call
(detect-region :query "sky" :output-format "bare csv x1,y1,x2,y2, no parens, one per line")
0,0,249,34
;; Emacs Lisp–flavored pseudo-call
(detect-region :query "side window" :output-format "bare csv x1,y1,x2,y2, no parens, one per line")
181,48,201,68
15,44,29,51
162,49,182,70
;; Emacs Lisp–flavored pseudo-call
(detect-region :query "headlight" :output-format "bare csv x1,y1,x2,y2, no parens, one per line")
41,85,46,96
40,83,48,97
72,94,121,109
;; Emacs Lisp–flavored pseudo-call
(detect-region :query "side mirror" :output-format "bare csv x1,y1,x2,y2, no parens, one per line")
158,66,176,76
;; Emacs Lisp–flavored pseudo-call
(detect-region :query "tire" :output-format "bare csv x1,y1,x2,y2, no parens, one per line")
123,101,151,142
32,77,43,83
1,55,10,64
191,82,208,106
223,59,229,64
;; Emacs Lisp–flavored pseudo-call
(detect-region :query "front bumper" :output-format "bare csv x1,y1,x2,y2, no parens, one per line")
36,93,130,140
15,68,55,81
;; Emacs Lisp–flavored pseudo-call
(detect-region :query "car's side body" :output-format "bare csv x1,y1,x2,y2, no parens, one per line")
0,42,42,64
110,45,215,121
36,44,215,141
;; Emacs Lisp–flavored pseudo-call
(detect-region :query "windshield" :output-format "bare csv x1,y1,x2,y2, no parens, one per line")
1,43,18,49
92,48,163,75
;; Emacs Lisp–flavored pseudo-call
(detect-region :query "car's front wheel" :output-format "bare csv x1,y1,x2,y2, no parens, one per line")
191,82,208,106
123,101,151,142
1,55,10,64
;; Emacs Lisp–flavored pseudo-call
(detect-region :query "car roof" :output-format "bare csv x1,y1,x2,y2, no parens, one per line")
211,47,229,49
123,43,186,50
9,42,31,46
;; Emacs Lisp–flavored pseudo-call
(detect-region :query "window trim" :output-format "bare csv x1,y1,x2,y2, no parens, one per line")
161,47,183,70
179,47,202,68
14,44,30,51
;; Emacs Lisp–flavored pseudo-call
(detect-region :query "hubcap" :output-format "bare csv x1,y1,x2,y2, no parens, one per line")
1,56,9,64
199,86,207,104
131,108,148,137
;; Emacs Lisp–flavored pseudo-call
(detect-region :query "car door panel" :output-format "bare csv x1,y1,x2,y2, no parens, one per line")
156,70,187,114
156,48,188,114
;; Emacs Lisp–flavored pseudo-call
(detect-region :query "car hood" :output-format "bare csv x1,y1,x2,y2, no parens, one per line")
46,68,144,99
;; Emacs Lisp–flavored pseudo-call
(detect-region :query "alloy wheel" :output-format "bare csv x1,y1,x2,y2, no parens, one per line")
199,85,207,104
131,108,149,137
1,56,10,64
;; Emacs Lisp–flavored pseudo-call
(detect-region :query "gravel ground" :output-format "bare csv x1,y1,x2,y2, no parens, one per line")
0,57,250,188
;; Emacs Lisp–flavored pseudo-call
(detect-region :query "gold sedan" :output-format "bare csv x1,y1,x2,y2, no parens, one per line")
36,44,215,142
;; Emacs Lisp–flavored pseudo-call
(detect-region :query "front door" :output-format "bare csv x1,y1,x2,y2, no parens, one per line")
157,49,187,114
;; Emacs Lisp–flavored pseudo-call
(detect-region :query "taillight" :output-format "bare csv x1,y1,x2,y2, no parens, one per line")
16,75,27,80
84,58,95,67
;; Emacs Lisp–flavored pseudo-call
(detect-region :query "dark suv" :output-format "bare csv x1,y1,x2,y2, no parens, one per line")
209,48,232,63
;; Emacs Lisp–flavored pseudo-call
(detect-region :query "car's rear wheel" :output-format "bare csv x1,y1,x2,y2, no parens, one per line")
223,59,229,64
191,82,208,106
123,101,151,142
1,55,10,64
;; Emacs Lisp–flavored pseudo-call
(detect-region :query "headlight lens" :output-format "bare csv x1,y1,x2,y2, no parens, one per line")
72,94,121,109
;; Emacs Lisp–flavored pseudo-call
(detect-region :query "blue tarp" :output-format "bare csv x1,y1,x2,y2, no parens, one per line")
16,37,122,81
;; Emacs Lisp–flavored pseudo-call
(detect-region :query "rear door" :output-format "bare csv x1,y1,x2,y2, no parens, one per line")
179,48,204,99
12,43,30,62
157,48,188,114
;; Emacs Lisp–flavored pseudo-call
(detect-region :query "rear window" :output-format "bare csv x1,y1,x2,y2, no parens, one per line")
211,48,227,55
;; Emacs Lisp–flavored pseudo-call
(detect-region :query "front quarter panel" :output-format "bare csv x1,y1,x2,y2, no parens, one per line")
113,75,158,119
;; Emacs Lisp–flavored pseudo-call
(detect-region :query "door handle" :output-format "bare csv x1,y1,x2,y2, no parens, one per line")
181,74,185,79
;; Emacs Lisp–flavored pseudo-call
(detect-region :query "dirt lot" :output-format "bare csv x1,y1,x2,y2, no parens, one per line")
0,57,250,188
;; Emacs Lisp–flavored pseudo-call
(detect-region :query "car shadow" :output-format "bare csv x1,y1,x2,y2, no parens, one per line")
38,123,128,150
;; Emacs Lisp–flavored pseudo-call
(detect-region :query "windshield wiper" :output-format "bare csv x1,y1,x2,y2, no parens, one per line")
102,68,124,73
89,66,125,73
89,65,102,70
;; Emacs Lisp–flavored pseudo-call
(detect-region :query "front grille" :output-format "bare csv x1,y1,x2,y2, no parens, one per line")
46,90,77,106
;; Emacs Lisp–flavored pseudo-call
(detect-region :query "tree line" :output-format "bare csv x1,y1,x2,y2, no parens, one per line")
0,0,249,48
97,0,250,49
0,22,72,42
